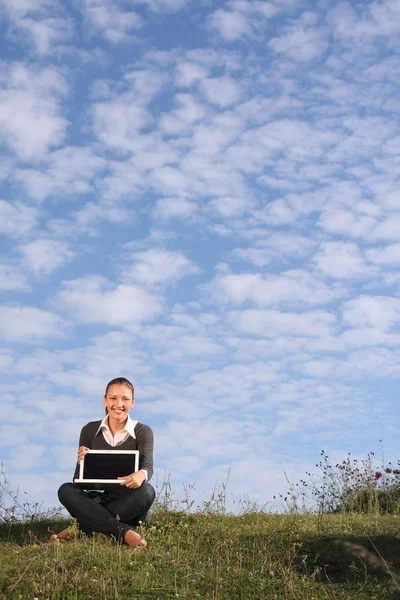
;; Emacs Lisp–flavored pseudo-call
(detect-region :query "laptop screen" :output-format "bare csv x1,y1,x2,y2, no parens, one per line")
83,452,137,480
75,450,139,484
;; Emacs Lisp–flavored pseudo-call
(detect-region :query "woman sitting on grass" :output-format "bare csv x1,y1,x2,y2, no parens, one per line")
51,377,155,549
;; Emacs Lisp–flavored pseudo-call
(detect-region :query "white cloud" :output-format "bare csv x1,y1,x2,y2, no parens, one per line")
224,335,308,362
207,269,344,307
208,1,280,42
156,418,247,461
342,296,400,331
143,326,224,363
229,309,336,337
225,121,340,188
0,305,66,342
0,158,13,183
28,331,156,396
184,362,281,408
150,166,195,196
0,470,68,511
328,0,400,45
8,443,46,471
0,425,29,448
51,445,77,470
18,239,74,275
133,0,189,11
15,146,107,201
318,208,376,238
91,97,150,152
372,216,400,241
209,9,253,41
1,0,73,55
91,69,167,152
378,186,400,211
81,0,142,43
54,276,162,326
309,327,400,353
0,264,28,291
17,17,73,55
0,200,37,237
1,0,53,16
200,76,243,107
0,62,68,159
70,201,132,229
95,161,145,203
172,93,206,123
367,243,400,265
175,62,209,87
233,233,315,267
328,2,369,43
209,196,250,217
268,15,329,62
153,196,197,220
232,1,280,17
160,93,206,133
191,112,245,157
312,241,373,279
0,351,14,373
121,248,199,287
146,127,250,204
318,208,400,245
273,391,374,435
299,347,400,380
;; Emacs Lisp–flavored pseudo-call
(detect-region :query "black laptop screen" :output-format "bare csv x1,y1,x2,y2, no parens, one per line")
83,453,137,480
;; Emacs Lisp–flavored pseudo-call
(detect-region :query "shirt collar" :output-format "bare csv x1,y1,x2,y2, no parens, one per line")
95,414,138,438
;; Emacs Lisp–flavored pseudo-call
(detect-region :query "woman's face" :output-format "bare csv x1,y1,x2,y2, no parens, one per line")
104,383,134,424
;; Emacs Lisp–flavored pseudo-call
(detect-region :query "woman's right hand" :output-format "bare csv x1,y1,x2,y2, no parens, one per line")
78,446,89,463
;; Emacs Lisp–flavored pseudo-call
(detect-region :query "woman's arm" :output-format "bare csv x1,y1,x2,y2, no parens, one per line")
72,424,92,481
136,423,154,481
117,423,154,488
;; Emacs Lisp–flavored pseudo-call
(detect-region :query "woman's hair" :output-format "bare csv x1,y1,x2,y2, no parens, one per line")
105,377,134,397
104,377,134,415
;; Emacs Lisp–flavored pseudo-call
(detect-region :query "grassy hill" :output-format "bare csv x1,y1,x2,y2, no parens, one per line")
2,509,400,599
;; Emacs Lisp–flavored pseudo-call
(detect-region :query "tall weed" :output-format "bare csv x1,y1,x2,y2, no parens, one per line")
277,449,400,515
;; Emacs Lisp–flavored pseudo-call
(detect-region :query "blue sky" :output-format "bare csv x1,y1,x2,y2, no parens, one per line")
1,0,400,512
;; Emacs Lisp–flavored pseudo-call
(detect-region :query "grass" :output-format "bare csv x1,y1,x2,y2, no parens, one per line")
2,509,400,599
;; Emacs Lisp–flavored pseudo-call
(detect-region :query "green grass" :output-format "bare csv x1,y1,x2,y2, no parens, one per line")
2,510,400,599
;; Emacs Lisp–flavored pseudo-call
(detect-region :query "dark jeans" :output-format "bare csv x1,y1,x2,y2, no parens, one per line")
58,482,156,541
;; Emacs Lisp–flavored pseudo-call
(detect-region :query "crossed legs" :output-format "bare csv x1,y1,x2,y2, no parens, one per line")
52,482,155,548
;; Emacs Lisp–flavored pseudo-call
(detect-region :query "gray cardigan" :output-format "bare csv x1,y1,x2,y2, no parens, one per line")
73,420,154,482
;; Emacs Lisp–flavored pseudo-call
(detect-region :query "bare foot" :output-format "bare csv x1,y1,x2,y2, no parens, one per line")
124,529,147,549
49,528,70,543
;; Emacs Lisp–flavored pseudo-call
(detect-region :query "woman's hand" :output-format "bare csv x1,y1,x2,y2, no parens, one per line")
118,471,146,489
77,446,89,463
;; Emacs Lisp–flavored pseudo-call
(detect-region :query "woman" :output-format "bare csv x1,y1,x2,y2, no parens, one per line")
51,377,155,549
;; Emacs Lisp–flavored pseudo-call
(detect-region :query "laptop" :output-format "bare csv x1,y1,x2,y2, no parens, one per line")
74,450,139,485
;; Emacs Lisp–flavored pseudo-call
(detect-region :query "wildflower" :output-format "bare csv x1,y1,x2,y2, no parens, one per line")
375,471,382,480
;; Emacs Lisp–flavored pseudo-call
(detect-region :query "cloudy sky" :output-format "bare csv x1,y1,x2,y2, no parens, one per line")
1,0,400,513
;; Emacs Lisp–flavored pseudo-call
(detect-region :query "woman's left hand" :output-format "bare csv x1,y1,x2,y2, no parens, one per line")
117,471,146,488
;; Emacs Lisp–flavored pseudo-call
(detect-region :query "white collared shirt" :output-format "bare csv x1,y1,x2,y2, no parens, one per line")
95,414,147,481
